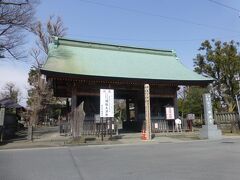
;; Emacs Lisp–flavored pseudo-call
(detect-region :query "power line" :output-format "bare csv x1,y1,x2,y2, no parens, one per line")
207,0,240,12
78,0,240,33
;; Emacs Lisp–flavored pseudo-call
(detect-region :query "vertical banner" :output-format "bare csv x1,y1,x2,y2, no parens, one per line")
165,107,175,120
144,84,151,140
100,89,114,117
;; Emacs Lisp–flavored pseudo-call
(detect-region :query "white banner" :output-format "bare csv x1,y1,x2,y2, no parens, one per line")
100,89,114,117
166,107,175,120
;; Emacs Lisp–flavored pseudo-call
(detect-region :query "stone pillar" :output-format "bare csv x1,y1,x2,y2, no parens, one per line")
144,84,151,140
199,93,222,139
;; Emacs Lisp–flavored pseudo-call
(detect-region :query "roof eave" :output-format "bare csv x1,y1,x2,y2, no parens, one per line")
41,69,213,86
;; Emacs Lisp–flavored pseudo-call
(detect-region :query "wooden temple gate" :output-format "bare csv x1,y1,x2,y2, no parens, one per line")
41,37,212,138
60,78,180,137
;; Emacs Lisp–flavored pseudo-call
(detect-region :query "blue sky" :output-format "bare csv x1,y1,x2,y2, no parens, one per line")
1,0,240,105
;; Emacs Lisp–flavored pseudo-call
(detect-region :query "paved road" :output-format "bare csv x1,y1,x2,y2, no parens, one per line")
1,139,240,180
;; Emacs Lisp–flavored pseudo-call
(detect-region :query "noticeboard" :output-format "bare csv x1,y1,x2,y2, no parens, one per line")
187,114,195,120
165,107,175,120
100,89,114,118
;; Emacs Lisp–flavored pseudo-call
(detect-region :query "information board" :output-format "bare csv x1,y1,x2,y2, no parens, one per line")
187,114,195,120
165,107,175,120
100,89,114,117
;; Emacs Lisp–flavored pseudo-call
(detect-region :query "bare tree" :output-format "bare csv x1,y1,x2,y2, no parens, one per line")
0,82,22,103
0,0,37,59
28,16,67,126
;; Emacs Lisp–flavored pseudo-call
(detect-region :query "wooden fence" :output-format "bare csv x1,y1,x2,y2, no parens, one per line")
68,105,116,138
151,119,169,133
214,112,240,133
151,119,192,133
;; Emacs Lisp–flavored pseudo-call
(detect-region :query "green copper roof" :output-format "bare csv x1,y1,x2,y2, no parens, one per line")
42,37,212,83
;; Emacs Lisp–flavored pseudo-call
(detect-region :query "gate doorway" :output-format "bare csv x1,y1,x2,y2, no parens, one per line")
115,99,140,133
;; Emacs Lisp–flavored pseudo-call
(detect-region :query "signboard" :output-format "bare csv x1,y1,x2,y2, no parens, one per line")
0,108,5,126
165,107,175,120
100,89,114,117
187,114,195,120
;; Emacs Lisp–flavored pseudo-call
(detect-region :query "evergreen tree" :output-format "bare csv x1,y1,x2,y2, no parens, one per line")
194,39,240,112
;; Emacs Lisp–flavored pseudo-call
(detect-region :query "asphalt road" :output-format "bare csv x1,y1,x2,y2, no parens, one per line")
1,139,240,180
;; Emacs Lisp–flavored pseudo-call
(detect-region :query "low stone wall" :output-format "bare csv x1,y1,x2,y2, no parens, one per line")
214,112,239,133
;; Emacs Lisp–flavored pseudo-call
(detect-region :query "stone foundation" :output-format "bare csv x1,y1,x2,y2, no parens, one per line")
199,124,222,140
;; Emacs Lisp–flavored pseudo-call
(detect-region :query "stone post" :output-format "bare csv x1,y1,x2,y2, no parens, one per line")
199,93,222,139
144,84,151,140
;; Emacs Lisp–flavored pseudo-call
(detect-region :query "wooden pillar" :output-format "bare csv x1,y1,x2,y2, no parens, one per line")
173,88,179,133
134,97,138,121
126,98,130,122
71,88,77,111
173,90,178,119
71,87,77,137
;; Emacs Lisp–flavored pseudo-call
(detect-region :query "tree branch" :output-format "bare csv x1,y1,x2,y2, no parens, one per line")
0,25,12,36
0,1,29,6
4,47,18,59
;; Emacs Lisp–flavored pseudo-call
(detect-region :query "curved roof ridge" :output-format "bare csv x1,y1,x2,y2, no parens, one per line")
53,36,175,56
